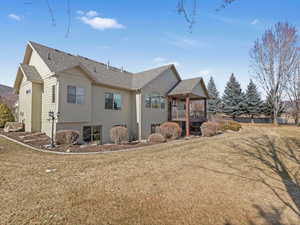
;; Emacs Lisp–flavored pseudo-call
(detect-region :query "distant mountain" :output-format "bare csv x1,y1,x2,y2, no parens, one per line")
0,84,18,108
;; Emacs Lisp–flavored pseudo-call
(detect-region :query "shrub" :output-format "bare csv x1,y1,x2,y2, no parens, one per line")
110,126,129,144
218,120,241,132
201,122,220,137
148,133,166,143
158,122,182,139
56,130,80,145
0,103,14,128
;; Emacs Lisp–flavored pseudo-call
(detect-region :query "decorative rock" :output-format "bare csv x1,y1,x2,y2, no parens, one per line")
3,122,24,132
148,133,166,143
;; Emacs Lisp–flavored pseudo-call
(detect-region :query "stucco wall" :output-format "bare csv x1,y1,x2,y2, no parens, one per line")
56,67,137,143
58,68,92,123
140,69,180,139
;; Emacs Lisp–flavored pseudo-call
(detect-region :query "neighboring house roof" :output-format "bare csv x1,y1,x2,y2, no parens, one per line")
131,64,181,89
168,77,209,98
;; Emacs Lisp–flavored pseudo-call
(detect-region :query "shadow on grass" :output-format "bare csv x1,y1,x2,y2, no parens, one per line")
200,133,300,224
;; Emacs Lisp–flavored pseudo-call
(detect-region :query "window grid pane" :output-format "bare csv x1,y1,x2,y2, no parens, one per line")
67,86,76,104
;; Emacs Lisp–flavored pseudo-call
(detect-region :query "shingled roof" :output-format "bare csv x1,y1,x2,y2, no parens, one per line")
18,41,208,96
168,77,208,98
27,41,181,90
19,64,42,83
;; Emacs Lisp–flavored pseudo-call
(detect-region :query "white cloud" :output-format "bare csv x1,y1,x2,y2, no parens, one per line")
8,14,21,21
77,10,125,30
86,10,98,17
251,19,259,25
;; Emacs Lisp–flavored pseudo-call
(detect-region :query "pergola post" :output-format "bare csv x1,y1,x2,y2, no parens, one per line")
204,98,207,120
185,96,190,136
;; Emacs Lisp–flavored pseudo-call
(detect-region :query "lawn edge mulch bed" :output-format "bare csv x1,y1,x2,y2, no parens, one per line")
0,134,168,155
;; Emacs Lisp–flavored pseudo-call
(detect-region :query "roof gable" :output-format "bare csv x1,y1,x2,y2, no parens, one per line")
168,77,209,99
14,64,42,93
132,64,181,89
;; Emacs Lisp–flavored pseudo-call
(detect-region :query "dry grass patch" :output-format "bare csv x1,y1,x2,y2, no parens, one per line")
0,125,300,225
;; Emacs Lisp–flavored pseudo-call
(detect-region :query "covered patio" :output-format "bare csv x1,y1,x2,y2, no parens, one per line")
167,78,209,136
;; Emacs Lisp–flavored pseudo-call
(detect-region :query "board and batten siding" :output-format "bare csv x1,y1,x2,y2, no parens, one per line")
41,76,58,136
28,48,51,78
18,77,32,131
31,83,42,132
140,69,180,139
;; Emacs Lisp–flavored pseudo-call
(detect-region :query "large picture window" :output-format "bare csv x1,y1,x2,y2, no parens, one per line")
67,86,85,104
145,93,165,109
105,93,122,110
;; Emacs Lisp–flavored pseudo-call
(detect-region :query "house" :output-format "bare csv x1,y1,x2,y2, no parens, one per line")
13,41,209,143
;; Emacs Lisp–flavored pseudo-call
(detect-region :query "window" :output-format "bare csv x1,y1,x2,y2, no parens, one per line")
77,88,85,104
52,85,56,103
83,125,102,143
67,86,85,104
160,96,165,109
105,93,122,110
151,94,160,109
151,124,160,134
145,95,151,108
26,89,31,94
145,93,165,109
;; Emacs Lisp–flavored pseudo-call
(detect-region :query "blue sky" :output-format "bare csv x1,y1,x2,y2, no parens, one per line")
1,0,300,95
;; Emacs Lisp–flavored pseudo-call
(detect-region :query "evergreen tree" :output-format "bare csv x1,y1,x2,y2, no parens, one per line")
244,80,263,120
207,76,221,114
0,103,14,128
263,93,285,121
222,73,246,118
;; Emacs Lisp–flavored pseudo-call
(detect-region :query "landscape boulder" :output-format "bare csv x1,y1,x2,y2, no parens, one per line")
148,133,166,143
3,122,24,132
55,130,80,145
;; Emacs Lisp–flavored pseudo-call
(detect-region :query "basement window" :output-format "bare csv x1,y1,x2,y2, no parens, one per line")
83,125,102,143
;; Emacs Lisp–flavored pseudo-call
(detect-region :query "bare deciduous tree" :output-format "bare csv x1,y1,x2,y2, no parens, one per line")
286,61,300,124
250,22,300,125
